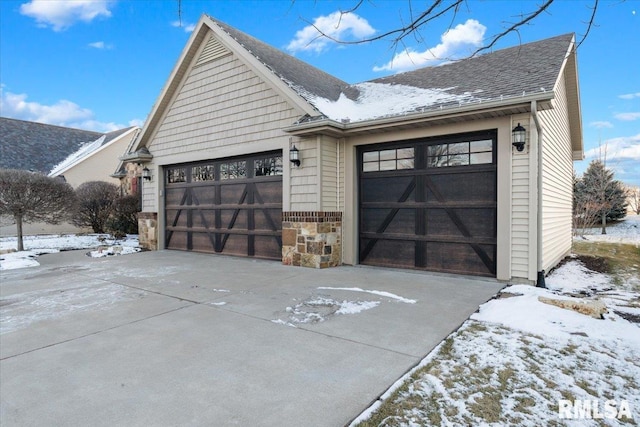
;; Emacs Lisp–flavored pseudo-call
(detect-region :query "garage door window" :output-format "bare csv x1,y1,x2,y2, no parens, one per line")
167,167,186,183
255,155,283,176
427,139,493,168
362,147,414,172
220,161,246,180
191,164,215,182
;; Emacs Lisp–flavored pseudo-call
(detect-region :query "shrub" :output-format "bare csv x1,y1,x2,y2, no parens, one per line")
106,194,140,237
72,181,119,233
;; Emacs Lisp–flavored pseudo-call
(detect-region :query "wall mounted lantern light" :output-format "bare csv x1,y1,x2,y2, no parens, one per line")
142,166,152,181
289,145,300,167
512,123,526,152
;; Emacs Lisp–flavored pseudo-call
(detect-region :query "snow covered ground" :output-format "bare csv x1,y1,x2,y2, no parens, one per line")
0,234,140,270
576,214,640,246
354,217,640,425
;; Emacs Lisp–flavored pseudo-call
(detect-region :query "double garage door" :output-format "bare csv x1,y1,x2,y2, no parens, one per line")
164,151,283,260
359,131,497,277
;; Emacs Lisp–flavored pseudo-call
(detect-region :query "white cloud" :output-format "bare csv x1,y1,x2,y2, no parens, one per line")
584,134,640,186
20,0,113,31
171,20,196,33
618,92,640,99
0,88,139,133
373,19,486,73
287,11,375,53
589,121,613,129
614,112,640,121
88,41,112,50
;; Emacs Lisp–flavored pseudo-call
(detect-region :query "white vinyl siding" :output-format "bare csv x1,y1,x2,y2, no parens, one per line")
142,36,304,212
539,71,574,271
290,136,318,210
510,116,531,280
321,136,339,211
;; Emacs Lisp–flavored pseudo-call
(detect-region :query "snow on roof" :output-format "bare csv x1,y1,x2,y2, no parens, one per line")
49,135,106,176
307,82,484,122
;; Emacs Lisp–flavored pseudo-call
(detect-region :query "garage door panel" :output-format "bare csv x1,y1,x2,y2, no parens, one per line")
220,183,248,204
191,233,216,253
191,186,216,205
425,242,495,276
222,235,249,257
361,176,415,203
425,209,496,238
165,209,187,227
220,209,248,229
191,210,215,228
361,208,415,234
360,238,415,269
426,172,496,202
166,232,187,250
164,152,282,260
254,236,282,259
359,131,497,277
254,208,281,231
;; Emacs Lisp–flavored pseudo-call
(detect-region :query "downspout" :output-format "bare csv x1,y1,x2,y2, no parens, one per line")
531,100,546,288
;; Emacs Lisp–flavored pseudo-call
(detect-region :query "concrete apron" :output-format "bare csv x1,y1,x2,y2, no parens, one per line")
0,250,504,426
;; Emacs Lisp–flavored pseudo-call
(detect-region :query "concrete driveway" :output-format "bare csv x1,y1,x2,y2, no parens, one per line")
1,250,504,426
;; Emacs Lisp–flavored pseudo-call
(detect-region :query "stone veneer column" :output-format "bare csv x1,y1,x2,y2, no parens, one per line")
282,212,342,268
138,212,158,250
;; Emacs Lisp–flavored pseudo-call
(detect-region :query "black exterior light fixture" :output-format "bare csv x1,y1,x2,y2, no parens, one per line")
512,123,527,152
142,166,152,181
289,144,300,167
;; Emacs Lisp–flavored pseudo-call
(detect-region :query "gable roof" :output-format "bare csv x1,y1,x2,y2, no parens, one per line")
49,126,138,177
132,14,581,155
0,117,103,174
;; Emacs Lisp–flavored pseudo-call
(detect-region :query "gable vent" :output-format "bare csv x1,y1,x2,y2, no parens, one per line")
195,34,230,67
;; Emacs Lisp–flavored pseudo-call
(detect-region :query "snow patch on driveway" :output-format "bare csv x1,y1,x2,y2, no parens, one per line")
0,284,146,334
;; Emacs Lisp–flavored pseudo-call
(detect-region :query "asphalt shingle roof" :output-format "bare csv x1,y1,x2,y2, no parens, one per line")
370,33,573,104
0,117,131,174
210,16,573,121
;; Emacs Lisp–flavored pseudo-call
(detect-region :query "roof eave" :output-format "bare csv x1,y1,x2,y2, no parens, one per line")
284,92,555,137
120,149,153,163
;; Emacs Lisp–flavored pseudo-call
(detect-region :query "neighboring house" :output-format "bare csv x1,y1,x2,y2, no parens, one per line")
124,14,583,285
0,117,139,189
49,127,139,189
0,117,102,174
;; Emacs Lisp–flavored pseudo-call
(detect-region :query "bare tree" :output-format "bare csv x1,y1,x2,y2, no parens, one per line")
72,181,120,233
0,169,75,251
627,185,640,215
298,0,599,57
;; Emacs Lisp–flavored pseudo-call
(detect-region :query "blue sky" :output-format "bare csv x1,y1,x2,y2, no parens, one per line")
1,0,638,186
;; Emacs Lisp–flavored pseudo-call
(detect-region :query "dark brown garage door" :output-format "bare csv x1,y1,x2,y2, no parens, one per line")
359,131,497,277
164,151,283,260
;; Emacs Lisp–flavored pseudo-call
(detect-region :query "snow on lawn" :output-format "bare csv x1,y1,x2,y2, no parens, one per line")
0,234,140,271
354,259,640,426
576,215,640,246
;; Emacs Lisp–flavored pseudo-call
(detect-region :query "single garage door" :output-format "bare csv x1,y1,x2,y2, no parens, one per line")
359,131,497,277
164,151,283,260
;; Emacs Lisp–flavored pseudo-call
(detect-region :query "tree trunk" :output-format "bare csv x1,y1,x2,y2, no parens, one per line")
15,215,24,251
601,212,607,235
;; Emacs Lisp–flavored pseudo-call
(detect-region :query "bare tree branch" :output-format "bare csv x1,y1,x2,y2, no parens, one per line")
297,0,600,61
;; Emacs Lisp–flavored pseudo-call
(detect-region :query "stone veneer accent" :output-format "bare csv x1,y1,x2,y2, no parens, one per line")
282,211,342,269
138,212,158,250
